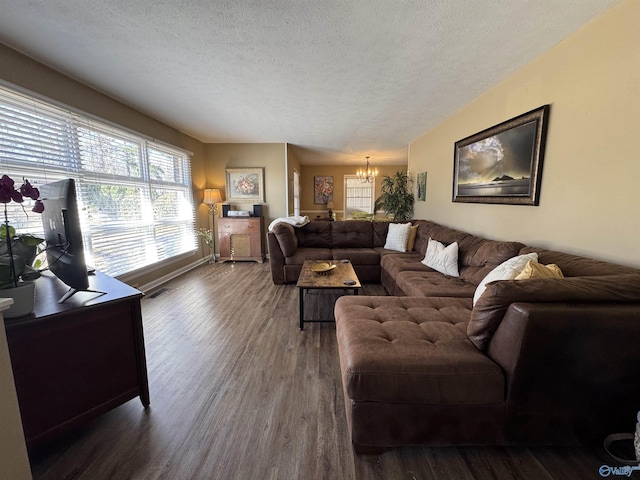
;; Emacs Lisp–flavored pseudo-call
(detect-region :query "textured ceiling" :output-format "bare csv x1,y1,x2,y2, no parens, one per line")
0,0,621,165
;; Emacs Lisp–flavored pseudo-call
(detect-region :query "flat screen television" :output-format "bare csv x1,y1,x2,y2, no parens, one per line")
40,179,97,303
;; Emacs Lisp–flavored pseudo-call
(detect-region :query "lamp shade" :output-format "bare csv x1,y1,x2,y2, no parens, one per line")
203,188,223,205
326,201,334,209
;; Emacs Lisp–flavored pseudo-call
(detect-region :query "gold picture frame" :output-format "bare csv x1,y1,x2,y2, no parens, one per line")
225,168,265,203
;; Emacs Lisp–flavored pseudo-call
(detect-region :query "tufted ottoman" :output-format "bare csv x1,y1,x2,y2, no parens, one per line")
334,295,507,453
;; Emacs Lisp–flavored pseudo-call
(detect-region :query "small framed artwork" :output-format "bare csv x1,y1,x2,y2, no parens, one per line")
417,172,427,201
225,168,265,203
314,176,333,204
452,105,550,205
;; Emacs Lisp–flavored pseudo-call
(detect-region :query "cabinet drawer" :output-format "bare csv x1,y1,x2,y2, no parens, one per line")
219,219,259,234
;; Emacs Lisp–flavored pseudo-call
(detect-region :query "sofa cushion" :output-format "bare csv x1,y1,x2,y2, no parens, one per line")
332,248,380,265
473,253,538,306
412,220,440,256
519,246,640,277
468,273,640,351
459,240,526,286
335,296,504,404
395,270,477,298
380,252,428,278
271,222,298,257
422,238,459,276
284,247,332,264
331,220,374,248
384,222,412,252
372,221,391,248
295,222,332,248
427,225,471,253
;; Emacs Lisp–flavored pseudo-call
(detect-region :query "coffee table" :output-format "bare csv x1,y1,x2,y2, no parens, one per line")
296,260,362,329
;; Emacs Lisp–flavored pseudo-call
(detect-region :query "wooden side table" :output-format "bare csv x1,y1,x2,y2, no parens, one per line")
218,217,265,263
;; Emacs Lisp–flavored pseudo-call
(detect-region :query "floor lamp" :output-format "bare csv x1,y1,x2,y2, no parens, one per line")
203,188,223,263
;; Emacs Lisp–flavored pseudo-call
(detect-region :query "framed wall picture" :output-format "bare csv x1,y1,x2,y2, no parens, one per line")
417,172,427,201
225,168,265,203
452,105,550,205
314,176,333,204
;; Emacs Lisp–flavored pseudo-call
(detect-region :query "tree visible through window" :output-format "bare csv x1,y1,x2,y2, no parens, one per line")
0,85,196,277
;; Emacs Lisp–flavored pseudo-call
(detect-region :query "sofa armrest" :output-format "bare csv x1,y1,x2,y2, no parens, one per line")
468,273,640,350
266,232,285,285
487,302,640,442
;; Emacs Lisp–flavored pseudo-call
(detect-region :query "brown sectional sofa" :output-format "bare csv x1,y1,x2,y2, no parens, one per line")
268,220,401,284
267,219,640,452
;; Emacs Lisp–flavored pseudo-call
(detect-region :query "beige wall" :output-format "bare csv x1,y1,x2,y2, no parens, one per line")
299,164,407,220
409,0,640,268
286,144,302,215
204,143,287,239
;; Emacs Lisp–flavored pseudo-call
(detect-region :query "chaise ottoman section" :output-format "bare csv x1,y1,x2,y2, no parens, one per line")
334,296,506,450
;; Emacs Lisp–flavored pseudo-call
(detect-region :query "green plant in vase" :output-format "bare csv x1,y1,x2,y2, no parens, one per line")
0,175,45,291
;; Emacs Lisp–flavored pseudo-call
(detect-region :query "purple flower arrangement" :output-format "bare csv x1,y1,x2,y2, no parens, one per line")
0,175,45,289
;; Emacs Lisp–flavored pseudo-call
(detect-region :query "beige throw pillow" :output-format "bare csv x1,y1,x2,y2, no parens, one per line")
515,260,564,280
406,225,419,251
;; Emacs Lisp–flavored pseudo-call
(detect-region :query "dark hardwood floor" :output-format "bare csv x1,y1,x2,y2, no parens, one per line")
28,262,626,479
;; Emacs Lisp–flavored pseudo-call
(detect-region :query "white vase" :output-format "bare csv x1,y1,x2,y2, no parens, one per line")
2,281,36,318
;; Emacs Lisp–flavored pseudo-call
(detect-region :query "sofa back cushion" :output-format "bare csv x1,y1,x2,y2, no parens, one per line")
461,240,527,286
372,221,390,247
331,220,374,248
295,221,332,248
421,224,524,286
271,222,298,257
412,220,440,255
519,246,639,277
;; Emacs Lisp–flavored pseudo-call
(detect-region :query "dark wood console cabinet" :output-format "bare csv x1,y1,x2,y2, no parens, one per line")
3,271,149,451
218,216,265,263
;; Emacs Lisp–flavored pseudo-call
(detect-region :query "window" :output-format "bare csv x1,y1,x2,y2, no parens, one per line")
293,169,300,216
344,175,375,219
0,85,196,277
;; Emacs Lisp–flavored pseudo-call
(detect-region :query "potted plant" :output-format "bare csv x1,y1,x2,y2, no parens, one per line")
0,175,45,318
374,171,415,221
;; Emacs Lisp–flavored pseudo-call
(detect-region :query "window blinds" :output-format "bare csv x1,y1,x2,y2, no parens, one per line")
0,85,196,277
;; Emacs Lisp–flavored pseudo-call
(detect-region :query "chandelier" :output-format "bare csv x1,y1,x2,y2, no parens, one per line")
356,156,378,183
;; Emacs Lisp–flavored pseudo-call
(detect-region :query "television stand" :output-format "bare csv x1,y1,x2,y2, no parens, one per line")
4,270,149,451
58,286,106,303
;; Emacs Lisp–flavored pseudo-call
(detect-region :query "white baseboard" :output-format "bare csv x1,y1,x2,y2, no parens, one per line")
137,257,209,294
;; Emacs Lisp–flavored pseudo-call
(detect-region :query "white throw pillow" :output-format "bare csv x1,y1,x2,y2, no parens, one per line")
384,222,412,252
421,237,459,277
473,252,539,306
